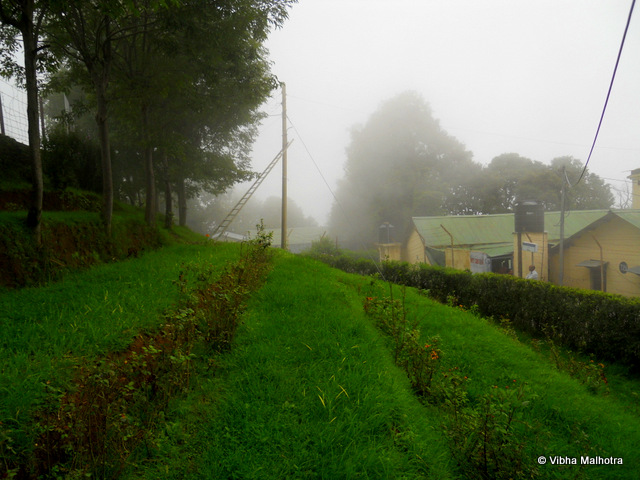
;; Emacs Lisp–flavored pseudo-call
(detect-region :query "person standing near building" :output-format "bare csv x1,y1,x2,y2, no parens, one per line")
526,265,538,280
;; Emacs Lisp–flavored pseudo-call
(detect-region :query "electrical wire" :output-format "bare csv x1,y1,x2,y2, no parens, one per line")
286,113,387,279
575,0,636,185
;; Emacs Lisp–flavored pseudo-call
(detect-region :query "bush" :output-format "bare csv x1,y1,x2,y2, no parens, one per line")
42,129,102,192
310,254,640,372
0,134,30,187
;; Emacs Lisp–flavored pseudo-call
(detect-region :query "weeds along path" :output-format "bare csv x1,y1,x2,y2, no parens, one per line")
127,253,456,479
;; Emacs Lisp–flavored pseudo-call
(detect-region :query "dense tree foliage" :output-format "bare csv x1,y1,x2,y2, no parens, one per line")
328,91,475,247
46,0,295,231
443,154,614,214
0,0,296,234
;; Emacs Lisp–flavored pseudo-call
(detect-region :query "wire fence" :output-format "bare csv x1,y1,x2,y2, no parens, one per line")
0,77,28,145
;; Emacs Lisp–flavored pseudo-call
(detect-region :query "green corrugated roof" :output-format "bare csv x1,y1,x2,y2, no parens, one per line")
413,214,514,248
543,210,614,242
550,209,640,250
412,210,616,257
615,210,640,230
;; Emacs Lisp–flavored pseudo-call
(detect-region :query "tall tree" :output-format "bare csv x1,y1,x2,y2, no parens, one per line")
47,0,174,234
47,0,122,235
328,91,475,247
444,154,615,214
0,0,49,244
109,0,294,227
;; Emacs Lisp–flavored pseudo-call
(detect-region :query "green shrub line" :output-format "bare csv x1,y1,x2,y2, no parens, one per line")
1,229,274,478
306,252,640,372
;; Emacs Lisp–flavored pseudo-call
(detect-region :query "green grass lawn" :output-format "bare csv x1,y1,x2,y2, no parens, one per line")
3,243,640,478
0,241,241,464
127,252,640,479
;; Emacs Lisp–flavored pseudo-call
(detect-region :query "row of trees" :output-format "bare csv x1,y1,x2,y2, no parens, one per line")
0,0,296,243
329,91,615,247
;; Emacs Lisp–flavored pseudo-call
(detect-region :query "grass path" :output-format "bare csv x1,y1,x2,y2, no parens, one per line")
131,251,640,479
132,253,456,479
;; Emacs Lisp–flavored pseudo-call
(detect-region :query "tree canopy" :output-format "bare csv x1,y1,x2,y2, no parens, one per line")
1,0,297,234
329,91,615,247
442,154,614,215
328,91,475,247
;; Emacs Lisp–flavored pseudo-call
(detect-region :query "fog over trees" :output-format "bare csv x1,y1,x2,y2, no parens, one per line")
187,193,317,235
328,91,475,247
328,91,614,247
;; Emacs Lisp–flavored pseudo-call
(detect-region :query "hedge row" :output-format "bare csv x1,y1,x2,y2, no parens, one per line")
308,253,640,372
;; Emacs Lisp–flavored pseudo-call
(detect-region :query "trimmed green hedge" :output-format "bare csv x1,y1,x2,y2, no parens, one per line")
308,253,640,371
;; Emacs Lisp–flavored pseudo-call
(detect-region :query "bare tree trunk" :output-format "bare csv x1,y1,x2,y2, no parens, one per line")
177,174,187,227
95,76,113,236
21,0,43,245
162,152,173,229
142,106,155,227
91,16,114,237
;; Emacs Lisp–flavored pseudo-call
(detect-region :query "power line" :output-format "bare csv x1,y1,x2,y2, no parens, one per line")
286,113,387,279
575,0,636,185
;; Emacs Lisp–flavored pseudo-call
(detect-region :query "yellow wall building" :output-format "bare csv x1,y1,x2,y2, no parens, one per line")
548,211,640,296
401,210,640,297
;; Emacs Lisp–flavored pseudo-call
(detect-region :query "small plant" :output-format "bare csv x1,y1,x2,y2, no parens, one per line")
444,381,538,480
542,325,609,394
497,316,518,340
363,289,442,396
445,294,458,308
305,235,341,256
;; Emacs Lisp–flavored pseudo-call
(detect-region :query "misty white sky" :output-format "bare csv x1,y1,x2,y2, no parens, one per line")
244,0,640,226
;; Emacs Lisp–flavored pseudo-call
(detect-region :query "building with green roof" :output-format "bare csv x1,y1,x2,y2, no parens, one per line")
399,209,640,296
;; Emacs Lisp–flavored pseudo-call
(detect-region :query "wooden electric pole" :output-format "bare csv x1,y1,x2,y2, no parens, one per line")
281,83,288,250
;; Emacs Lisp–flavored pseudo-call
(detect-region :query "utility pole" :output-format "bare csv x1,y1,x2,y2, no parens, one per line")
558,166,566,286
281,82,288,250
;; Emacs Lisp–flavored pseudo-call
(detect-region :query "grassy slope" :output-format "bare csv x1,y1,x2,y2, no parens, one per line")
395,285,640,478
130,252,456,479
0,242,240,457
129,252,640,479
4,240,640,478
